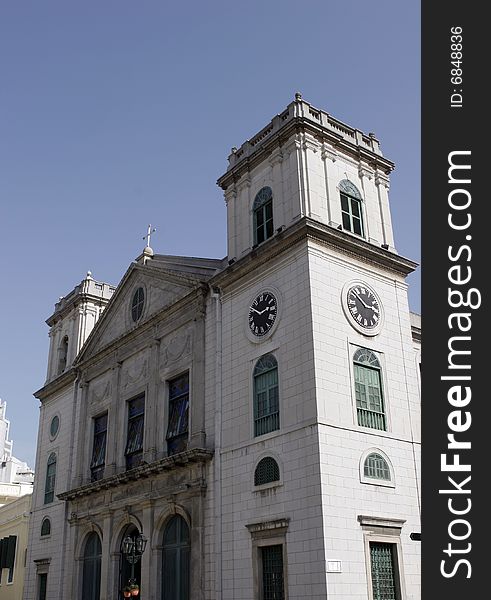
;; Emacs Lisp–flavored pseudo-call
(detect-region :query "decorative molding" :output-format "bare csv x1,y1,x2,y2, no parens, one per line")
223,186,237,205
375,172,390,189
91,379,112,403
121,358,148,390
302,136,321,153
321,144,338,162
58,448,214,501
236,174,252,193
358,166,374,180
357,515,406,529
245,517,290,537
268,148,284,167
161,330,192,367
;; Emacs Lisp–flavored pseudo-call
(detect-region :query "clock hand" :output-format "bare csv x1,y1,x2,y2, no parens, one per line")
250,308,262,315
353,292,372,310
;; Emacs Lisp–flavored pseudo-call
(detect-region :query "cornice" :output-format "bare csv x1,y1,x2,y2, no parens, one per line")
58,448,214,501
210,217,417,291
74,283,208,372
35,368,78,401
217,116,394,191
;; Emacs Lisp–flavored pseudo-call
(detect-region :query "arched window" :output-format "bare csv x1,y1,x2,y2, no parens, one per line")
364,453,391,481
131,287,145,322
44,453,57,504
353,348,386,431
81,532,102,600
58,335,69,374
339,179,364,237
254,456,280,486
253,187,274,245
41,518,51,537
162,515,190,600
253,354,279,437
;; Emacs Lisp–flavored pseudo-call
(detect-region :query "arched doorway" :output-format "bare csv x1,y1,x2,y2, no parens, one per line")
162,515,190,600
81,532,102,600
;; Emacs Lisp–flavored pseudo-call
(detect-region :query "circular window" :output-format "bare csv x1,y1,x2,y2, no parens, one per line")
131,287,145,322
50,415,60,439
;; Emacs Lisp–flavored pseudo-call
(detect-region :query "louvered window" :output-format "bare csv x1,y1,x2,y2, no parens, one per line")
254,457,280,486
166,374,189,455
125,395,145,469
90,413,108,481
254,354,279,437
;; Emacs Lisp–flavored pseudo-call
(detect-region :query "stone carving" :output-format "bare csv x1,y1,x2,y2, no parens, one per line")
91,379,112,404
121,358,148,390
160,330,192,368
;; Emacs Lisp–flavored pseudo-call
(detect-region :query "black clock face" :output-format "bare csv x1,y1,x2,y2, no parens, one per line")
248,292,278,337
347,284,381,330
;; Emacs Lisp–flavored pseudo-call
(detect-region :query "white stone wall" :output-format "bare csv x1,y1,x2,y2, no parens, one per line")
217,243,331,599
226,131,395,261
308,240,421,599
23,385,75,600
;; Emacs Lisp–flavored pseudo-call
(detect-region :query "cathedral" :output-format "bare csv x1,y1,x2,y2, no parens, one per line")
23,95,421,600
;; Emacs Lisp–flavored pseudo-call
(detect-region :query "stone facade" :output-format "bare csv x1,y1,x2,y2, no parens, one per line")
24,96,420,600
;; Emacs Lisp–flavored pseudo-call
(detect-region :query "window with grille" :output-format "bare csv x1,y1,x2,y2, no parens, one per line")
82,533,102,600
339,179,364,237
261,545,284,600
353,348,386,431
90,413,108,481
253,187,274,245
254,457,280,486
41,518,51,537
166,373,189,455
44,453,57,504
253,354,279,437
364,453,391,481
370,542,400,600
125,395,145,469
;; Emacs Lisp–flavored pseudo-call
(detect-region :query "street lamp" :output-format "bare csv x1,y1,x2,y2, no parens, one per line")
121,532,147,597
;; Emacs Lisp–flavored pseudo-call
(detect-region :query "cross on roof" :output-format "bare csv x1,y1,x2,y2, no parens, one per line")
143,225,156,248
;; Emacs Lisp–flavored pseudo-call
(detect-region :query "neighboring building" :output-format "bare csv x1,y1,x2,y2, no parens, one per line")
1,401,34,505
0,401,34,599
0,494,32,599
24,95,420,600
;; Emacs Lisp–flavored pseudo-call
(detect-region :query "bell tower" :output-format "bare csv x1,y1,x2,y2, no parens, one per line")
218,93,396,262
45,272,115,382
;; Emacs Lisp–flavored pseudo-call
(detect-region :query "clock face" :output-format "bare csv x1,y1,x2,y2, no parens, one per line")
248,292,278,337
346,284,381,330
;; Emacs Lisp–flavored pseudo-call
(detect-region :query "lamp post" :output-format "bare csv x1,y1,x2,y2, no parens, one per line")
121,532,147,597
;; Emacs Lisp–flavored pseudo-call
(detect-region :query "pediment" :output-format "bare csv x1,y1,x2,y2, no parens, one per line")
76,263,199,362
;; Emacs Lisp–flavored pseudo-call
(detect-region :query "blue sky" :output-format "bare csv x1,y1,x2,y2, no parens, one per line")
0,1,420,467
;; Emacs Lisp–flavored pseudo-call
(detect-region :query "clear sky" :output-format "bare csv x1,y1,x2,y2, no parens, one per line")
0,1,420,467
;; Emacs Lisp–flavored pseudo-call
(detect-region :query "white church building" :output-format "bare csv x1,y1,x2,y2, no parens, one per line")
24,95,421,600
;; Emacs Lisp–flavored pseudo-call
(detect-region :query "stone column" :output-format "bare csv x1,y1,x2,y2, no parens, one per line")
141,501,155,598
144,340,161,463
105,362,122,477
101,509,113,600
189,298,206,449
375,171,395,249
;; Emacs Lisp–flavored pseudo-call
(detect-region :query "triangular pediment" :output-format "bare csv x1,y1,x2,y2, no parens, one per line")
75,263,201,362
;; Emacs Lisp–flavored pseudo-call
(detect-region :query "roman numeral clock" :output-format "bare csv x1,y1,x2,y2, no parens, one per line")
248,291,278,338
342,281,384,336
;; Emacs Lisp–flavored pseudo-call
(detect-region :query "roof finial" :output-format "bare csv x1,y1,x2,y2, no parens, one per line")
295,91,302,101
142,225,156,264
143,224,156,248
